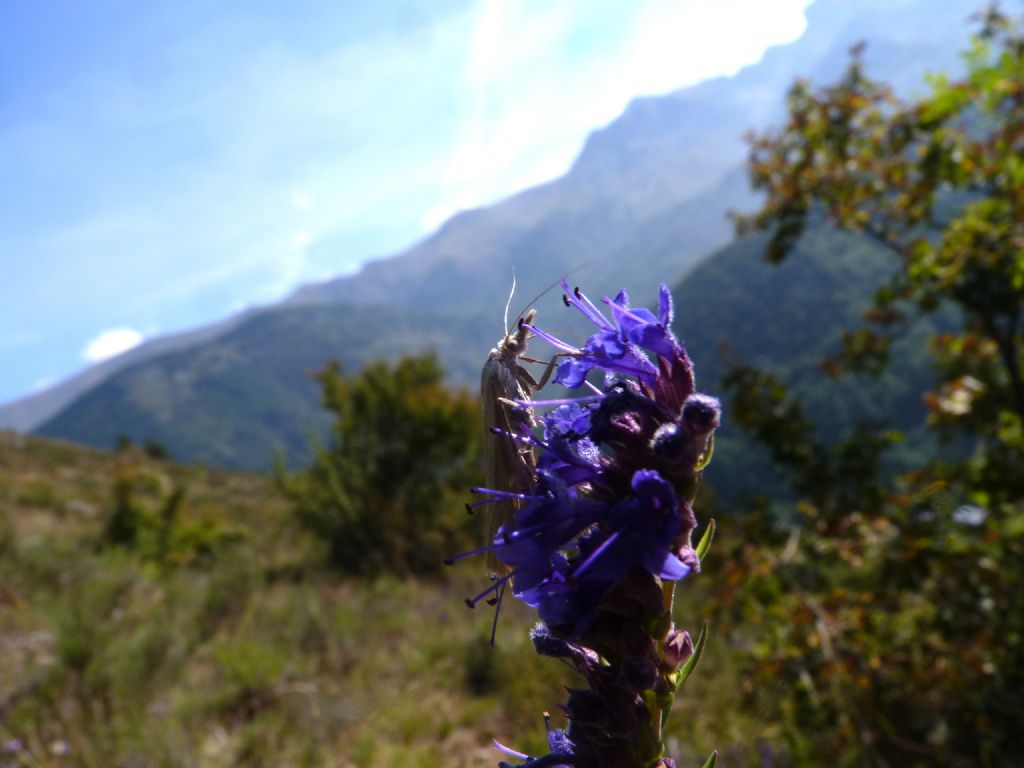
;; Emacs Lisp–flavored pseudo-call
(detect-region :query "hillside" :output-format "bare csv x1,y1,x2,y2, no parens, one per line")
36,303,488,468
0,432,745,765
285,0,976,316
0,312,254,433
670,225,951,501
36,219,952,509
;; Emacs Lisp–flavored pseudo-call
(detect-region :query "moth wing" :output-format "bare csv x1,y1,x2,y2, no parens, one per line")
481,355,537,572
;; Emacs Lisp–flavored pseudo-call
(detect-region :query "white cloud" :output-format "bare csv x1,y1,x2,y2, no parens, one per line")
81,328,144,362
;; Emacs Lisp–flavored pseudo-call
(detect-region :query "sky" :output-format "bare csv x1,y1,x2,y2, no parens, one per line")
0,0,813,406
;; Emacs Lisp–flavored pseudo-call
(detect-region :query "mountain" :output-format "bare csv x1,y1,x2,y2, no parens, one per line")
29,0,980,484
37,303,490,467
284,0,977,317
1,0,978,436
671,225,951,500
0,312,254,432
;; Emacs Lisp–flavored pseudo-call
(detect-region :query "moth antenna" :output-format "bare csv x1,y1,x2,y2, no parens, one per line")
503,268,517,337
508,262,595,332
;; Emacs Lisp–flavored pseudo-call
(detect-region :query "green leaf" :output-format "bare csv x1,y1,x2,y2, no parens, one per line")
657,690,676,731
700,750,719,768
695,432,716,471
677,619,709,687
695,519,716,562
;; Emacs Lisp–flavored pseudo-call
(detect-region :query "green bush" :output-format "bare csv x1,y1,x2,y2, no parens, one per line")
277,354,483,576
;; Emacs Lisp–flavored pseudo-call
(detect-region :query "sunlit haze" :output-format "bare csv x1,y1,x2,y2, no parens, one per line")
0,0,812,405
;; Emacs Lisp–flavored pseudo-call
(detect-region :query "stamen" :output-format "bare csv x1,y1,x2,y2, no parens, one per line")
510,395,601,408
569,285,614,329
601,295,658,327
489,579,507,646
498,517,561,542
521,323,579,354
568,289,607,327
465,571,515,608
470,487,541,501
445,538,509,565
488,424,550,450
571,528,623,580
488,424,535,443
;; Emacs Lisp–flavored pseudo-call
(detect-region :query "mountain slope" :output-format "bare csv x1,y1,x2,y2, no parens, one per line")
30,0,979,484
287,0,977,317
36,303,490,469
0,312,255,432
672,225,949,500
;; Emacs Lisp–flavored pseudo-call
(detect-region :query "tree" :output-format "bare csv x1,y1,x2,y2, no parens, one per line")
716,8,1024,765
738,6,1024,502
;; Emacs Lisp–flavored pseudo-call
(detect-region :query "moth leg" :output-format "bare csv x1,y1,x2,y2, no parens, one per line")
514,354,566,393
516,365,539,391
534,354,564,390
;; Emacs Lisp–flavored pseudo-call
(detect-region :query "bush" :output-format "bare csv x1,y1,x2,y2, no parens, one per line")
278,355,482,576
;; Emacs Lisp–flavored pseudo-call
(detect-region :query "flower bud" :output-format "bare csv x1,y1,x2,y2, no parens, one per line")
663,629,694,671
682,394,721,435
650,421,687,462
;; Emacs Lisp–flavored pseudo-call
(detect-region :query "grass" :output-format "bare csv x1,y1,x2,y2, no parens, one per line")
0,431,770,767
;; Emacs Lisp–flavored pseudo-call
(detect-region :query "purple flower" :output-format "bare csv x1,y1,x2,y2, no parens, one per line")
536,404,605,487
452,282,720,768
453,282,719,624
495,712,575,768
575,470,690,583
526,281,693,403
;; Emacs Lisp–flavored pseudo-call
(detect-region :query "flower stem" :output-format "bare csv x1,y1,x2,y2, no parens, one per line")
662,579,675,615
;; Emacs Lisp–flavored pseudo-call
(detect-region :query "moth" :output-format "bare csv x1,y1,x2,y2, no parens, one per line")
479,272,587,574
480,308,543,572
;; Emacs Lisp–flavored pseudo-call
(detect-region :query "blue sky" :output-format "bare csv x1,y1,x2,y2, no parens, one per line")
0,0,811,405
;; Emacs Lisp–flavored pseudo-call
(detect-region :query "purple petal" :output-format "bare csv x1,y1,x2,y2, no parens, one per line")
658,284,673,326
645,550,693,581
554,357,593,388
